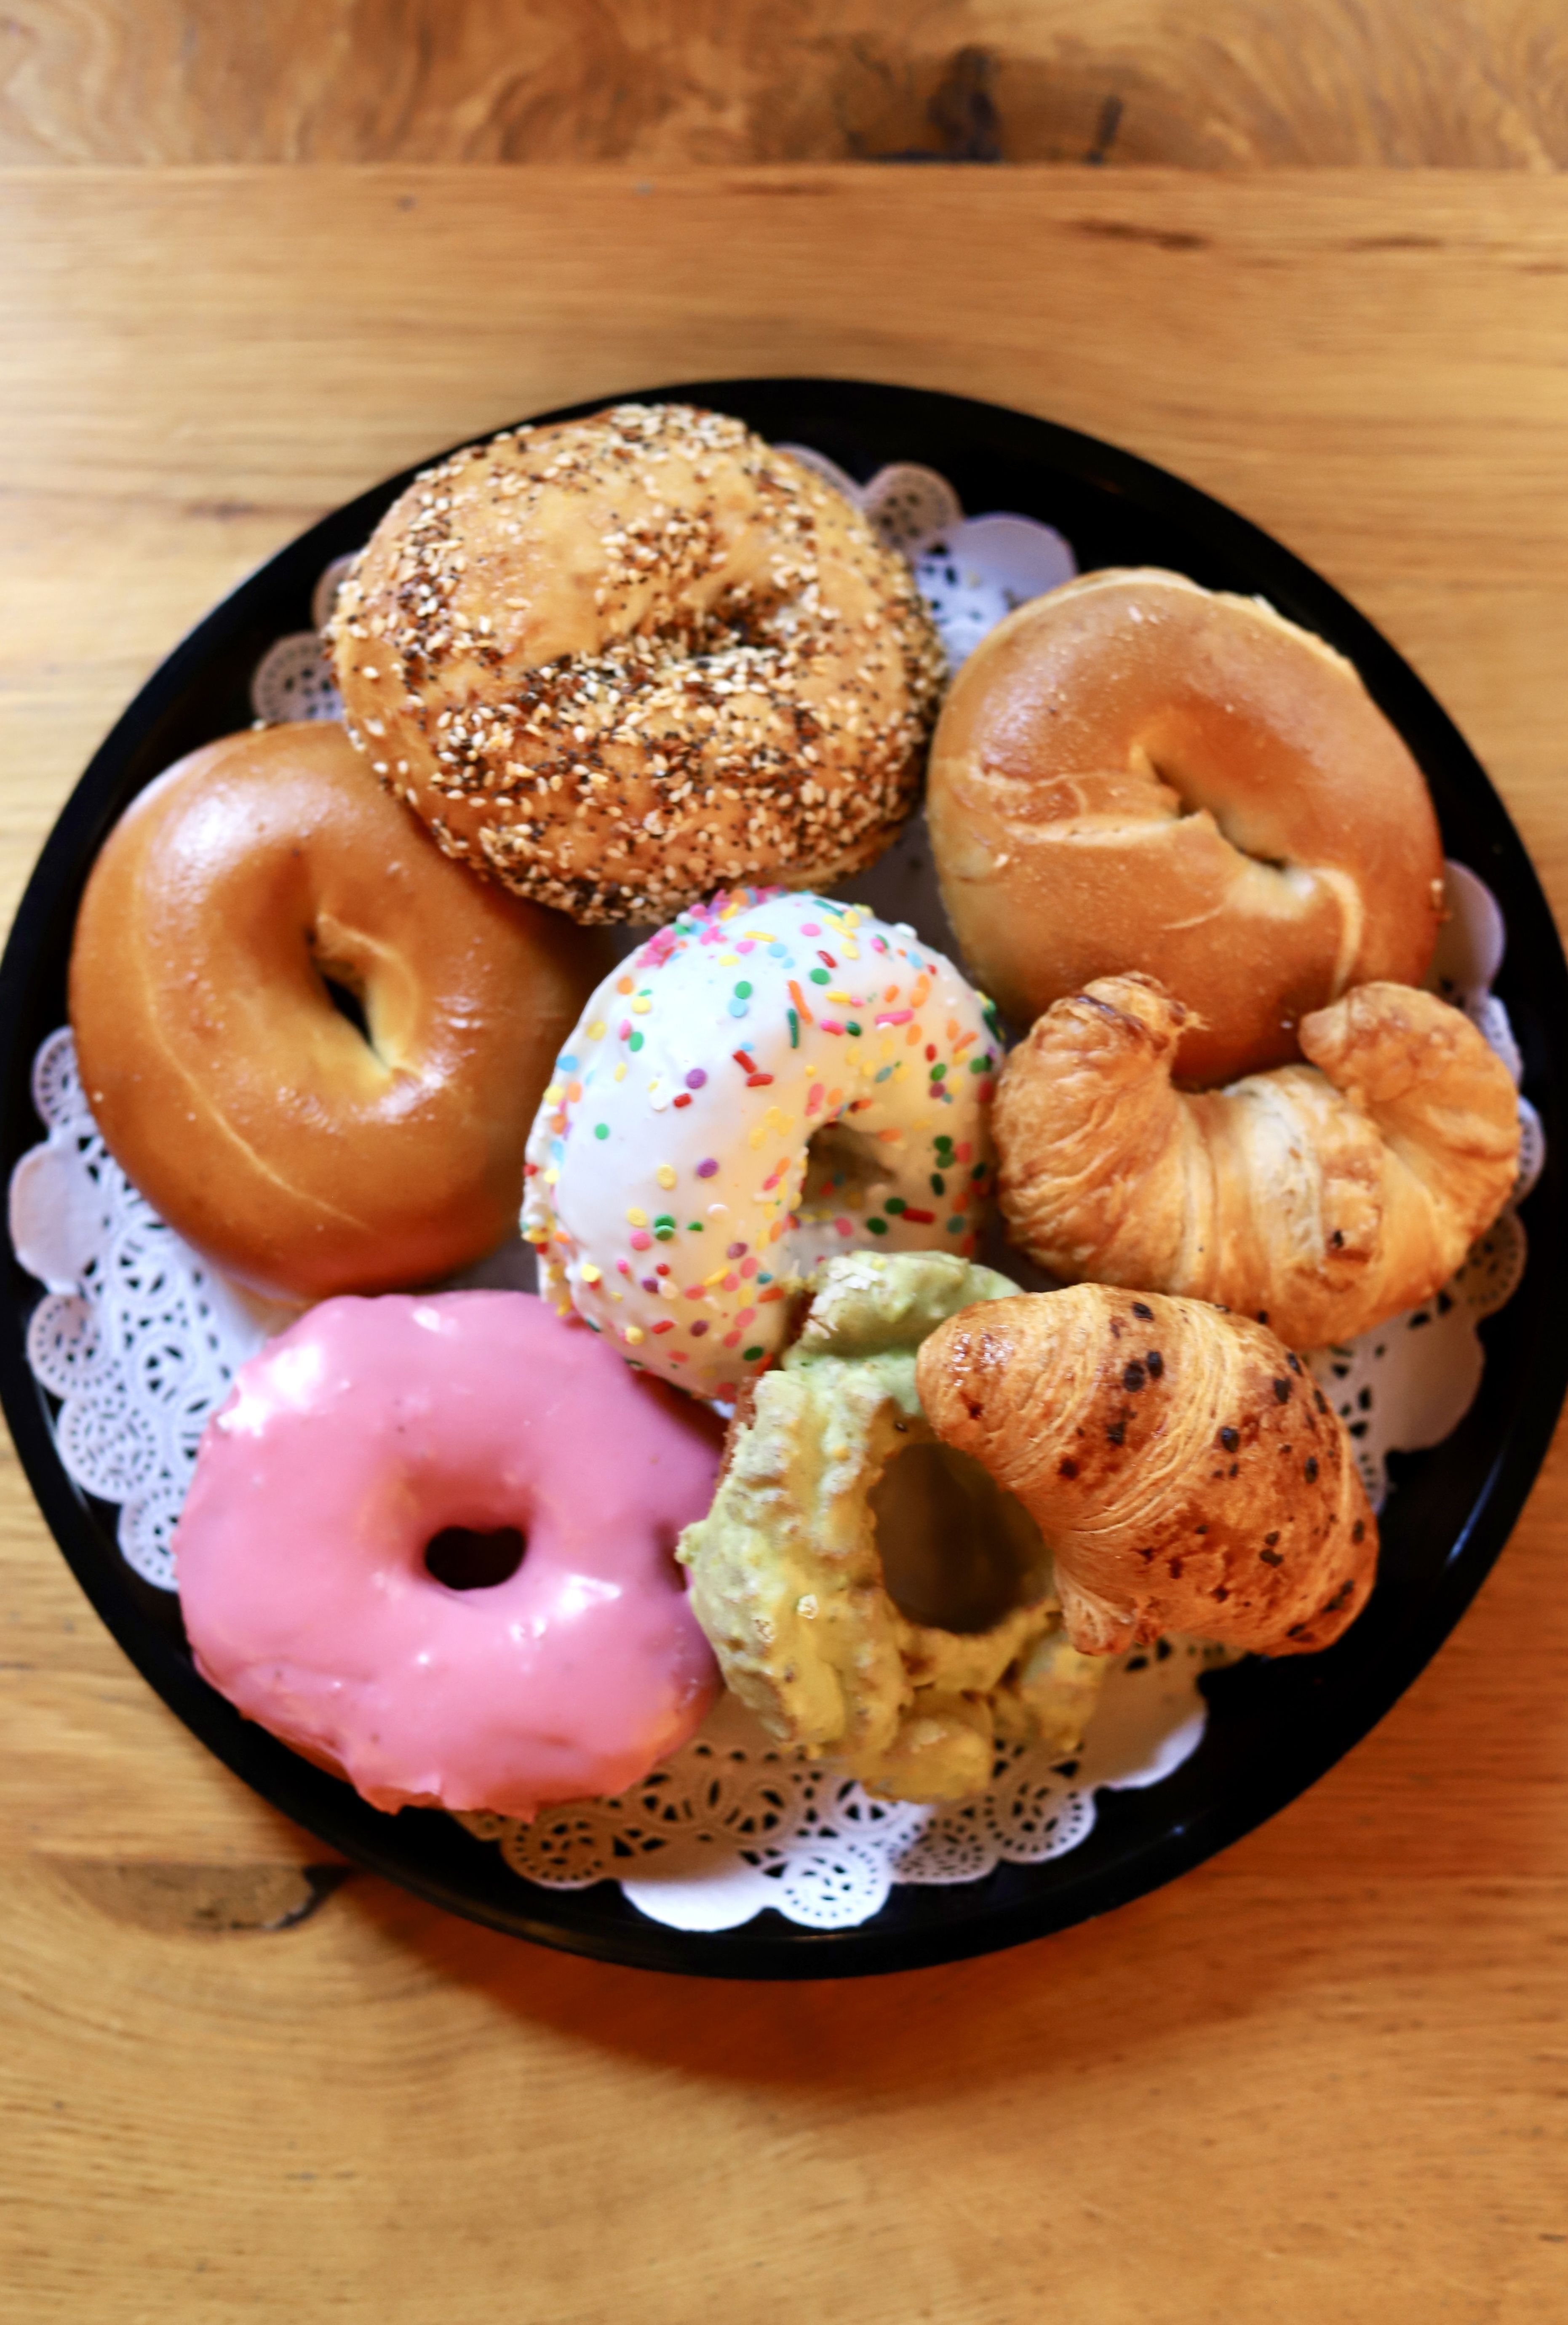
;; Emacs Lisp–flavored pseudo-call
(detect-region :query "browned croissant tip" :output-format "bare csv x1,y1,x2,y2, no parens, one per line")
1298,977,1403,1051
916,1312,1010,1431
1263,1522,1378,1655
1076,971,1207,1035
1010,976,1211,1093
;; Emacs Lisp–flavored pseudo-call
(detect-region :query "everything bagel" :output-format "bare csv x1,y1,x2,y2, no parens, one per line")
329,403,945,924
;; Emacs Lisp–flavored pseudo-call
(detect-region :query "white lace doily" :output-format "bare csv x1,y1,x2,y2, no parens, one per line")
1303,859,1543,1494
777,443,1077,667
8,1032,299,1588
8,438,1541,1934
457,1639,1228,1933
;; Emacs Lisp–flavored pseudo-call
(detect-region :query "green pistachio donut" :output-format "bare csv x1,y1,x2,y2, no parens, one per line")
676,1251,1106,1802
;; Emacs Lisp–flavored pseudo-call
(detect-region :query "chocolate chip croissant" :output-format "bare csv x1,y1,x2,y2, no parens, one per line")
916,1285,1378,1657
993,974,1520,1349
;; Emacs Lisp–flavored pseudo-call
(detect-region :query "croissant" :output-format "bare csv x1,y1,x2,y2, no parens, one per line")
916,1285,1378,1657
993,974,1520,1349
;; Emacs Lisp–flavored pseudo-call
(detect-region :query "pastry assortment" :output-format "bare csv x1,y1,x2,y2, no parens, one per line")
53,400,1526,1837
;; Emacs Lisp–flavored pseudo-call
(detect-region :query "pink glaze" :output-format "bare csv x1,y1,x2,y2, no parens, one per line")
174,1291,723,1818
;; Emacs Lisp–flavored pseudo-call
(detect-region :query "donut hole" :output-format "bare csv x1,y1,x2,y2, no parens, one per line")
871,1439,1049,1634
799,1121,888,1219
423,1523,527,1593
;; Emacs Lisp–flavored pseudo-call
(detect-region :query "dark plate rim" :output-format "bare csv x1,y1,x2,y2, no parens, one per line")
4,374,1565,1980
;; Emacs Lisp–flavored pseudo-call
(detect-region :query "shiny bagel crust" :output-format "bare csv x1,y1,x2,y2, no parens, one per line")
328,403,945,924
69,722,602,1300
925,569,1445,1084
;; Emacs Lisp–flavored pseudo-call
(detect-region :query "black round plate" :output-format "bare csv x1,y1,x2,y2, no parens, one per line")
4,378,1565,1979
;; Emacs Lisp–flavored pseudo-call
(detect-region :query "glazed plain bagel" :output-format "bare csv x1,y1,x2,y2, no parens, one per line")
69,721,602,1300
329,402,945,924
926,569,1446,1084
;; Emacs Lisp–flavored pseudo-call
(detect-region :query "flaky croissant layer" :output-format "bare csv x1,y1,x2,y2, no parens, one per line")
917,1285,1378,1658
993,974,1520,1350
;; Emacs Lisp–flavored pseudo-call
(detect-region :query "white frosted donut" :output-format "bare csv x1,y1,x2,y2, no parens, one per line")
523,886,1000,1398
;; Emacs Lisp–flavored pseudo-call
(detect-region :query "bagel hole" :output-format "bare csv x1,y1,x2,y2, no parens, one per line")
1133,742,1212,827
324,974,371,1040
871,1441,1049,1634
800,1122,887,1217
1133,740,1291,869
321,970,374,1046
424,1524,526,1592
305,932,377,1050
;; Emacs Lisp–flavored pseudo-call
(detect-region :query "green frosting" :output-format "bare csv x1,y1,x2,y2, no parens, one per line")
678,1252,1106,1803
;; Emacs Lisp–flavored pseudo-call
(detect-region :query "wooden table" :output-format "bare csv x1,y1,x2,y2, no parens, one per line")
4,167,1567,2323
6,1,1568,168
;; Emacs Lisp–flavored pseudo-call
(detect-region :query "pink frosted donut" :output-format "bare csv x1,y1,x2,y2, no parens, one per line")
175,1290,722,1817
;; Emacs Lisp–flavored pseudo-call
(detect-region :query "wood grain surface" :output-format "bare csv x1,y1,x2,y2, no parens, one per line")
4,166,1568,2322
5,0,1568,167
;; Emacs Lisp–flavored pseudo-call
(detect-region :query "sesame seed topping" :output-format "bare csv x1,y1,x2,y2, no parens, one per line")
327,403,944,922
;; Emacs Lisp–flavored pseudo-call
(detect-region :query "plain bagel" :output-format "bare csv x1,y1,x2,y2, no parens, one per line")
69,721,603,1301
925,568,1445,1084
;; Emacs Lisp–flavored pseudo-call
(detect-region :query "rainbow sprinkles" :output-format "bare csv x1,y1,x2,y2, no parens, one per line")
522,886,1000,1398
